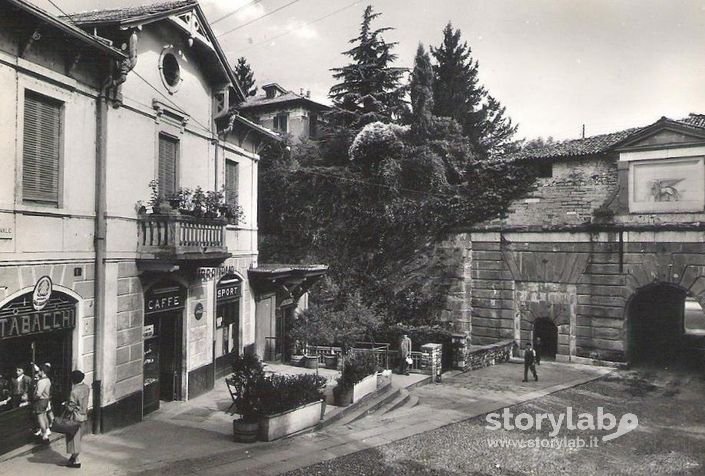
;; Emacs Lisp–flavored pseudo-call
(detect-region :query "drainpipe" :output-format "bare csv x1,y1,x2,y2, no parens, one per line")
93,75,110,434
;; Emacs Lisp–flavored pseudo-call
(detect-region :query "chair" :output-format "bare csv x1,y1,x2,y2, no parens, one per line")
225,377,238,415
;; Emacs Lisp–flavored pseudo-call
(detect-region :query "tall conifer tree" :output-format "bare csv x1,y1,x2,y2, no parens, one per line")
234,56,257,97
409,43,434,139
431,23,517,157
329,5,406,119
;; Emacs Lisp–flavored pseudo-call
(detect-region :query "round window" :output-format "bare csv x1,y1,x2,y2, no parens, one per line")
162,52,180,88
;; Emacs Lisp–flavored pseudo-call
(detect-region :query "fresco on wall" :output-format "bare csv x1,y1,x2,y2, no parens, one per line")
631,158,704,212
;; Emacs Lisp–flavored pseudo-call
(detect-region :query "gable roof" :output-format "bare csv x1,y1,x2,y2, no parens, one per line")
239,90,331,112
64,0,245,102
64,0,197,26
512,114,705,161
4,0,126,60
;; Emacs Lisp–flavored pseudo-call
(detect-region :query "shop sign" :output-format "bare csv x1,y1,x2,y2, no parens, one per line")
0,308,75,339
32,276,53,311
145,286,184,314
143,324,155,338
198,266,240,281
0,218,12,240
217,282,241,302
194,303,204,320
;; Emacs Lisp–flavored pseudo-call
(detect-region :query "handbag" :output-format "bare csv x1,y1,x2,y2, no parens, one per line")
405,357,413,365
53,409,81,436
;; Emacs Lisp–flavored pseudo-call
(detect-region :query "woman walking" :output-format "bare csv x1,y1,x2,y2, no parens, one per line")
65,370,89,469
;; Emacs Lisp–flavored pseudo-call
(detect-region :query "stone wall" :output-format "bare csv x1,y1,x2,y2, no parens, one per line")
453,338,514,371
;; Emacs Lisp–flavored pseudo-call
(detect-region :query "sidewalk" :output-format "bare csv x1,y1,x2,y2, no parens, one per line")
0,361,610,475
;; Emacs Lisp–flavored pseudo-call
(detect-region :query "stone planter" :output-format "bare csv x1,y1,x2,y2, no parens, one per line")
352,371,378,403
233,419,259,443
334,371,378,406
258,400,324,442
289,355,305,366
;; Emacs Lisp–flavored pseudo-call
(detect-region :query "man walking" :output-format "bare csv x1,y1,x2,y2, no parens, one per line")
399,334,412,376
523,343,538,382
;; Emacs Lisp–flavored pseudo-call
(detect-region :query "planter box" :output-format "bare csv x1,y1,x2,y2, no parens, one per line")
352,371,378,403
258,400,324,442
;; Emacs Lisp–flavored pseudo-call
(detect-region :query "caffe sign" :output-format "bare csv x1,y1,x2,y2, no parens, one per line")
145,286,185,314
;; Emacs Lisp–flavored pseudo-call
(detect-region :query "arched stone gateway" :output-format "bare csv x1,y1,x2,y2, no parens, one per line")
627,283,705,367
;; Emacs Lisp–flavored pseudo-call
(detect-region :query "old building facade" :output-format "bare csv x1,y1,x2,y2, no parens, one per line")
239,83,330,141
447,115,705,367
0,0,288,454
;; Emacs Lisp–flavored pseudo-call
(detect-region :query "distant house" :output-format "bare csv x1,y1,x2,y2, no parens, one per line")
239,83,330,141
441,114,705,368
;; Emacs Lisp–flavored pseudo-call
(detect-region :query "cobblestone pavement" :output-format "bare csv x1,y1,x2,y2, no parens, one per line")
285,367,705,476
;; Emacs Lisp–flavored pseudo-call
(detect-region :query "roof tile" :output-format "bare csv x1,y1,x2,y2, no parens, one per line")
65,0,196,25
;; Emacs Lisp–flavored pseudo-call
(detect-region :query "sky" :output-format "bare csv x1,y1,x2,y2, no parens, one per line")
32,0,705,140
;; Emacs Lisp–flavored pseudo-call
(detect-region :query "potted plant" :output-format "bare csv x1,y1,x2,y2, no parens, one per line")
256,372,327,441
333,352,378,406
229,353,265,442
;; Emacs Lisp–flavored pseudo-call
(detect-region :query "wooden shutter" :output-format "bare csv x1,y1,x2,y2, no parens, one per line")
158,134,178,197
225,160,239,205
23,92,62,204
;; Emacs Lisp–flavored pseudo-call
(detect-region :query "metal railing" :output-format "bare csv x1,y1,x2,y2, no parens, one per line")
137,214,227,256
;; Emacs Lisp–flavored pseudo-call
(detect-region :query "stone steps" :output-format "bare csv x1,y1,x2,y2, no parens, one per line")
317,382,398,429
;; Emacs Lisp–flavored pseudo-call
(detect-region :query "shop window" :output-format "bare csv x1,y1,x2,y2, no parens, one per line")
684,298,705,335
273,113,288,133
225,160,239,206
23,91,62,205
158,134,179,197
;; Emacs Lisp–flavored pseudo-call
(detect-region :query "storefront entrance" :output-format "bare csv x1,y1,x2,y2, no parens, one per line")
0,286,76,455
143,283,184,416
215,276,240,379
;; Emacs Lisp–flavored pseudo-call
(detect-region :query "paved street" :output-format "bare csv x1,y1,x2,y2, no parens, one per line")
0,361,609,475
289,366,705,475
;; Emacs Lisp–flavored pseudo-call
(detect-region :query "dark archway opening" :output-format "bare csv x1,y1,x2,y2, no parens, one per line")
534,318,558,360
628,284,705,369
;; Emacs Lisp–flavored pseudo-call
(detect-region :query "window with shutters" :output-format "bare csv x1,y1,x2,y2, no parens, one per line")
273,112,288,133
23,91,62,205
158,134,179,197
225,160,239,205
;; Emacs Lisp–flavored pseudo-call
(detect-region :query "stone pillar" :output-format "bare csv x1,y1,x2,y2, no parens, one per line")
451,333,468,370
421,343,443,383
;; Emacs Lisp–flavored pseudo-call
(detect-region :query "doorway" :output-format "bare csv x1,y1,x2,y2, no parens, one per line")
143,311,183,416
534,318,558,360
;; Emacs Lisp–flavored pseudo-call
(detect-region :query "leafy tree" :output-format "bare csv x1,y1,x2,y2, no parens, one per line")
234,56,257,97
431,23,517,157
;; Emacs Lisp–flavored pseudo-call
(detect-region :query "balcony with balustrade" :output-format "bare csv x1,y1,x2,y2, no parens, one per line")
136,213,231,268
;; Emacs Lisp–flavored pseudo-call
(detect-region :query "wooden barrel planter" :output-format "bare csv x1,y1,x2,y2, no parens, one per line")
233,419,259,443
304,355,319,369
323,354,338,369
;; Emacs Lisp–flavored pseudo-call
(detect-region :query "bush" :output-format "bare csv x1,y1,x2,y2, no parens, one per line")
231,354,326,418
230,353,265,422
255,373,327,416
335,352,378,393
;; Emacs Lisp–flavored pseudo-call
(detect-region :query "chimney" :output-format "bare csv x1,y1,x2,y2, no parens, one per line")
306,90,311,98
300,88,304,96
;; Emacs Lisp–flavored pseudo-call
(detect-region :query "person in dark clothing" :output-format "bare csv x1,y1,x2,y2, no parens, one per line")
534,337,543,365
523,343,538,382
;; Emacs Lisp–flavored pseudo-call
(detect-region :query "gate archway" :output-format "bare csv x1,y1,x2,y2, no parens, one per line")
627,283,704,367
